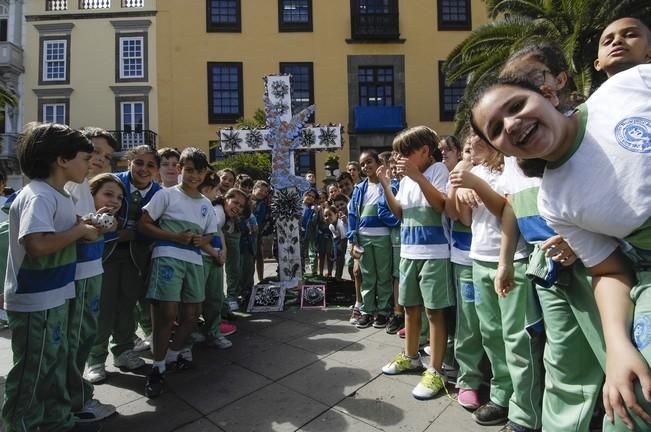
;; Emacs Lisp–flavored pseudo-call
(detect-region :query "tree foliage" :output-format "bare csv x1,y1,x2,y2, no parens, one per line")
444,0,651,133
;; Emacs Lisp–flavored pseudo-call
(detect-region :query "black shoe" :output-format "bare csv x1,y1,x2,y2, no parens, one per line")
355,314,374,329
373,314,389,328
69,423,103,432
145,367,165,398
499,421,540,432
386,314,404,334
472,401,508,426
174,354,195,371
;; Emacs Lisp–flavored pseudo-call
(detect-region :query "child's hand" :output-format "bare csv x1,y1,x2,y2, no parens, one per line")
495,264,514,297
376,165,390,185
214,250,225,266
396,156,421,180
541,235,577,266
453,160,474,172
449,170,479,189
176,230,194,245
603,341,651,429
456,188,483,208
96,206,116,216
78,222,100,241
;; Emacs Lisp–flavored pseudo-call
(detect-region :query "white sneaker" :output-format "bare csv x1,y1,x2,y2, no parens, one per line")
190,332,207,343
114,349,145,370
227,299,240,311
84,364,107,384
74,399,116,422
208,336,233,349
165,346,193,364
382,352,423,375
133,335,152,353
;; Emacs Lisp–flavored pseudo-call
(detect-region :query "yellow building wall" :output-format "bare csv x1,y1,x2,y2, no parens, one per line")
156,0,487,181
23,1,158,134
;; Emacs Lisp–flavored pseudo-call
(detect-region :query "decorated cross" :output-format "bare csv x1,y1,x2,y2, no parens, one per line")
219,74,343,288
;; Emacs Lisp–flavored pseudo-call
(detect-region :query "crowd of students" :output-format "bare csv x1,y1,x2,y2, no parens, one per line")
2,15,651,432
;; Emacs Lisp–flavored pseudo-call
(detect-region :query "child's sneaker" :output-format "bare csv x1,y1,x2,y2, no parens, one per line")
145,366,165,398
74,399,116,422
355,314,374,329
373,314,389,328
84,364,107,384
220,321,237,336
473,401,509,425
207,335,233,349
386,314,404,334
226,298,240,311
412,368,446,400
382,352,423,375
133,335,152,352
113,349,145,370
398,327,406,339
166,347,194,371
190,332,207,343
349,307,361,325
457,388,480,410
498,420,538,432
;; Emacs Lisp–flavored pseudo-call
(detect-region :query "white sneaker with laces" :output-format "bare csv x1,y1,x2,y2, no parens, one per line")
133,335,152,352
74,399,116,423
190,332,206,343
113,349,145,370
165,346,193,364
227,299,240,311
83,364,107,384
208,336,233,349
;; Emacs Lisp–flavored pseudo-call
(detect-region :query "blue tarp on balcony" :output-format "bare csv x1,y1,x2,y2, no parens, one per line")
353,105,405,132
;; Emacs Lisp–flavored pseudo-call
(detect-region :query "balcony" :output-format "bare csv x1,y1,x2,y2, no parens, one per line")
122,0,144,7
46,0,68,11
79,0,110,9
349,0,401,42
0,42,23,75
46,0,144,11
353,105,404,133
108,129,157,152
0,133,19,159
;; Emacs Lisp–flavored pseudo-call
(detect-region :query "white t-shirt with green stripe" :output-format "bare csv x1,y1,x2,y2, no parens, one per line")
143,185,218,266
539,65,651,268
358,182,390,236
4,180,77,312
396,162,450,259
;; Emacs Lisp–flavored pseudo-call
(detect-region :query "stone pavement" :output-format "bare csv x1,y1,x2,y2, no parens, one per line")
0,263,505,432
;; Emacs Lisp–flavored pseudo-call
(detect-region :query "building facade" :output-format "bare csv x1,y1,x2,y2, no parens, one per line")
156,0,488,181
23,0,158,163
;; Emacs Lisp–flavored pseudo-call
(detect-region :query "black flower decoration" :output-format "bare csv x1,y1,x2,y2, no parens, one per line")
271,80,289,99
272,102,290,115
271,189,302,222
246,129,264,149
222,129,242,152
318,127,338,147
299,129,316,148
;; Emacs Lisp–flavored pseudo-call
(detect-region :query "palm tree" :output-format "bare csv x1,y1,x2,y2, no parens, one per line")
444,0,651,132
0,85,16,108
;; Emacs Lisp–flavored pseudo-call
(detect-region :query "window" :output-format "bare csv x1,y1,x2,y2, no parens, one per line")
358,66,393,106
208,62,243,123
439,62,466,121
38,100,69,125
40,37,69,84
280,62,314,121
278,0,312,32
350,0,399,41
438,0,471,30
120,100,145,148
117,34,147,81
296,151,315,177
206,0,241,32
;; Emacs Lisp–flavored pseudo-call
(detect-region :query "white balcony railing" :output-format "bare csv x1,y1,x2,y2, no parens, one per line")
79,0,110,9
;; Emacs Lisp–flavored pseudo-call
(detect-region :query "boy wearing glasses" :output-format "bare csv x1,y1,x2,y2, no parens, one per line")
86,145,161,384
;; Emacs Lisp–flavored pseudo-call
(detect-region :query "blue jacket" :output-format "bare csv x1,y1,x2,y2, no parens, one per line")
346,178,399,242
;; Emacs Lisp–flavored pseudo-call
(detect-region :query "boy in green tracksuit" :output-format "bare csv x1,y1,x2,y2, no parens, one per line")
2,123,100,432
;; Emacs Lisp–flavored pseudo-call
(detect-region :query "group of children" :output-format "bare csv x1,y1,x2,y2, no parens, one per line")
1,126,270,430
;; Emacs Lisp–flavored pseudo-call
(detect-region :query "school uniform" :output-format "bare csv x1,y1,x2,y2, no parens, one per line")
202,204,226,337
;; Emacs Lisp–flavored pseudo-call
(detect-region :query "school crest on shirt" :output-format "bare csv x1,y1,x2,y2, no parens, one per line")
201,205,209,218
633,314,651,350
615,117,651,153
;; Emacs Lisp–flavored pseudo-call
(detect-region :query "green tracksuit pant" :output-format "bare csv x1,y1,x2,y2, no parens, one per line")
225,230,241,301
537,265,604,432
474,259,544,429
240,249,256,298
453,263,484,390
203,255,225,337
358,234,393,316
604,270,651,432
67,275,102,412
2,303,75,432
88,248,144,366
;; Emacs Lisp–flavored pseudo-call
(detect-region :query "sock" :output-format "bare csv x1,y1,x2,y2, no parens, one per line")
394,311,404,316
153,360,166,374
354,302,362,308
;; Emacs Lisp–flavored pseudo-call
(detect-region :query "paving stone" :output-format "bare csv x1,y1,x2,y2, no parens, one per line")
279,356,375,406
92,370,150,408
174,418,224,432
298,408,383,432
173,363,272,415
207,382,328,432
256,319,321,342
335,374,452,432
216,332,278,362
232,313,288,335
364,326,406,348
102,392,202,432
328,338,402,374
425,402,504,431
235,342,320,380
285,324,367,357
